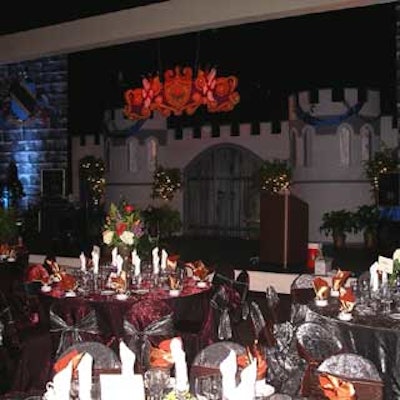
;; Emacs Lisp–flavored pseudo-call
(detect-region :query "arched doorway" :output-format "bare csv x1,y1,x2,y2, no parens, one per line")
184,144,263,238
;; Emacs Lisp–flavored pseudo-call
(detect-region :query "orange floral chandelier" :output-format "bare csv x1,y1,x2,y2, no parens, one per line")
123,66,240,120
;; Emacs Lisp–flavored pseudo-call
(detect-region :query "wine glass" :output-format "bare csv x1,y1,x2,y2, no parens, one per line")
144,368,170,400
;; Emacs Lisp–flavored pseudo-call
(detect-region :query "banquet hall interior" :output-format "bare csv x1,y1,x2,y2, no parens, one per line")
0,1,399,399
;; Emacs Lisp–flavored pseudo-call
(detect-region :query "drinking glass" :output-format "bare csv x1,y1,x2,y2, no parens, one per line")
144,368,170,400
194,375,222,400
379,282,393,314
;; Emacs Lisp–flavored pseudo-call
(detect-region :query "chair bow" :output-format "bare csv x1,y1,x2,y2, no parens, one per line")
50,310,100,358
210,284,241,340
123,313,174,368
319,373,356,400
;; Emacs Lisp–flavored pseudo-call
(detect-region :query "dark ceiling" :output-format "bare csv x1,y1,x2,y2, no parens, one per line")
0,1,166,35
67,3,397,133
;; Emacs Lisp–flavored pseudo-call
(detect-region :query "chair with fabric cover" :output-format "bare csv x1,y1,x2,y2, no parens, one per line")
54,341,121,376
190,341,246,384
290,274,315,326
317,353,383,400
49,299,101,359
295,321,344,398
123,299,175,372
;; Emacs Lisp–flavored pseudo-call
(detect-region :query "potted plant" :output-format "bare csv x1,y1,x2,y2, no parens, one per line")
320,209,357,248
354,204,381,249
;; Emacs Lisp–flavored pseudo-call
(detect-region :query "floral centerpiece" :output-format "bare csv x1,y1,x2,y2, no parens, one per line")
102,201,145,265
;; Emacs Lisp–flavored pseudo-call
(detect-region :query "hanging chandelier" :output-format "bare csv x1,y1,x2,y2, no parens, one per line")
123,66,240,121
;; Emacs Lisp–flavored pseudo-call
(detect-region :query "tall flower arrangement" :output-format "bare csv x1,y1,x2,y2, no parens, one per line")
102,201,144,249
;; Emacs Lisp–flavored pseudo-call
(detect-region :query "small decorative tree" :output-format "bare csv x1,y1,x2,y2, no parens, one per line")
79,155,106,207
152,165,182,201
320,209,357,248
257,159,292,193
363,146,398,204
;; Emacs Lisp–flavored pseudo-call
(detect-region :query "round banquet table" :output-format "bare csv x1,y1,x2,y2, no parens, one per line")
305,298,400,400
9,278,212,395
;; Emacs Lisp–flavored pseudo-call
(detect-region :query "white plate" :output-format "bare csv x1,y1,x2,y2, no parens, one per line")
7,258,15,262
64,291,77,298
115,293,128,301
196,281,208,288
315,299,328,307
169,289,181,297
132,289,149,295
101,290,115,296
255,381,275,397
389,313,400,320
41,285,52,293
338,311,352,321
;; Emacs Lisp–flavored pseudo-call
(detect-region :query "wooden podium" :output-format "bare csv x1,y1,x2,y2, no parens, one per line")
259,191,308,269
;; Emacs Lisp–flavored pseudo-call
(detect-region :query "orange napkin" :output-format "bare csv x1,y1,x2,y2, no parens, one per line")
319,373,356,400
149,338,177,369
53,349,84,377
339,287,356,313
186,260,210,281
332,269,351,291
58,272,77,292
313,277,330,300
167,254,180,271
237,340,267,381
168,274,181,290
110,271,127,292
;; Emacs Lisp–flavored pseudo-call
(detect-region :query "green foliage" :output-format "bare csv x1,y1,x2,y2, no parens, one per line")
320,209,357,238
257,159,292,193
142,204,182,239
354,204,380,235
0,207,18,243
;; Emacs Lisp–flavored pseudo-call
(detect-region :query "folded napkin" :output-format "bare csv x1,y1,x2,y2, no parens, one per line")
234,358,257,400
152,246,160,275
77,352,93,400
167,254,180,271
370,261,379,292
80,252,86,272
319,373,356,400
170,337,188,392
161,249,168,272
149,338,175,369
116,254,124,275
53,349,82,374
236,340,267,381
332,269,351,291
120,340,136,377
186,260,210,281
58,272,77,292
111,247,118,267
49,356,74,400
92,246,100,274
132,249,141,277
110,271,127,292
220,350,237,399
339,287,356,313
313,277,330,300
168,274,182,290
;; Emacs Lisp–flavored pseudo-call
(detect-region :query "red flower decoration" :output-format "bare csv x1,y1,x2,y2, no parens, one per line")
116,222,127,236
124,204,135,213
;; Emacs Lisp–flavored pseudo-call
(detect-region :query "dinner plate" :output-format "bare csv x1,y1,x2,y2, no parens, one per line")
101,290,115,296
255,381,275,397
131,288,149,295
64,291,77,298
389,313,400,320
115,293,128,301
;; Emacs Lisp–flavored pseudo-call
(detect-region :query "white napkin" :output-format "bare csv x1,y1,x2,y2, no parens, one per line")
220,350,237,399
234,359,257,400
77,353,93,400
152,247,160,275
119,340,136,377
132,249,141,277
370,261,379,292
161,249,168,272
116,255,124,275
51,358,73,400
92,245,100,274
112,247,118,267
80,252,86,272
170,337,188,393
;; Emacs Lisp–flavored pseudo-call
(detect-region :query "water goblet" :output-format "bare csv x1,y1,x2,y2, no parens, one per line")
144,368,170,400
